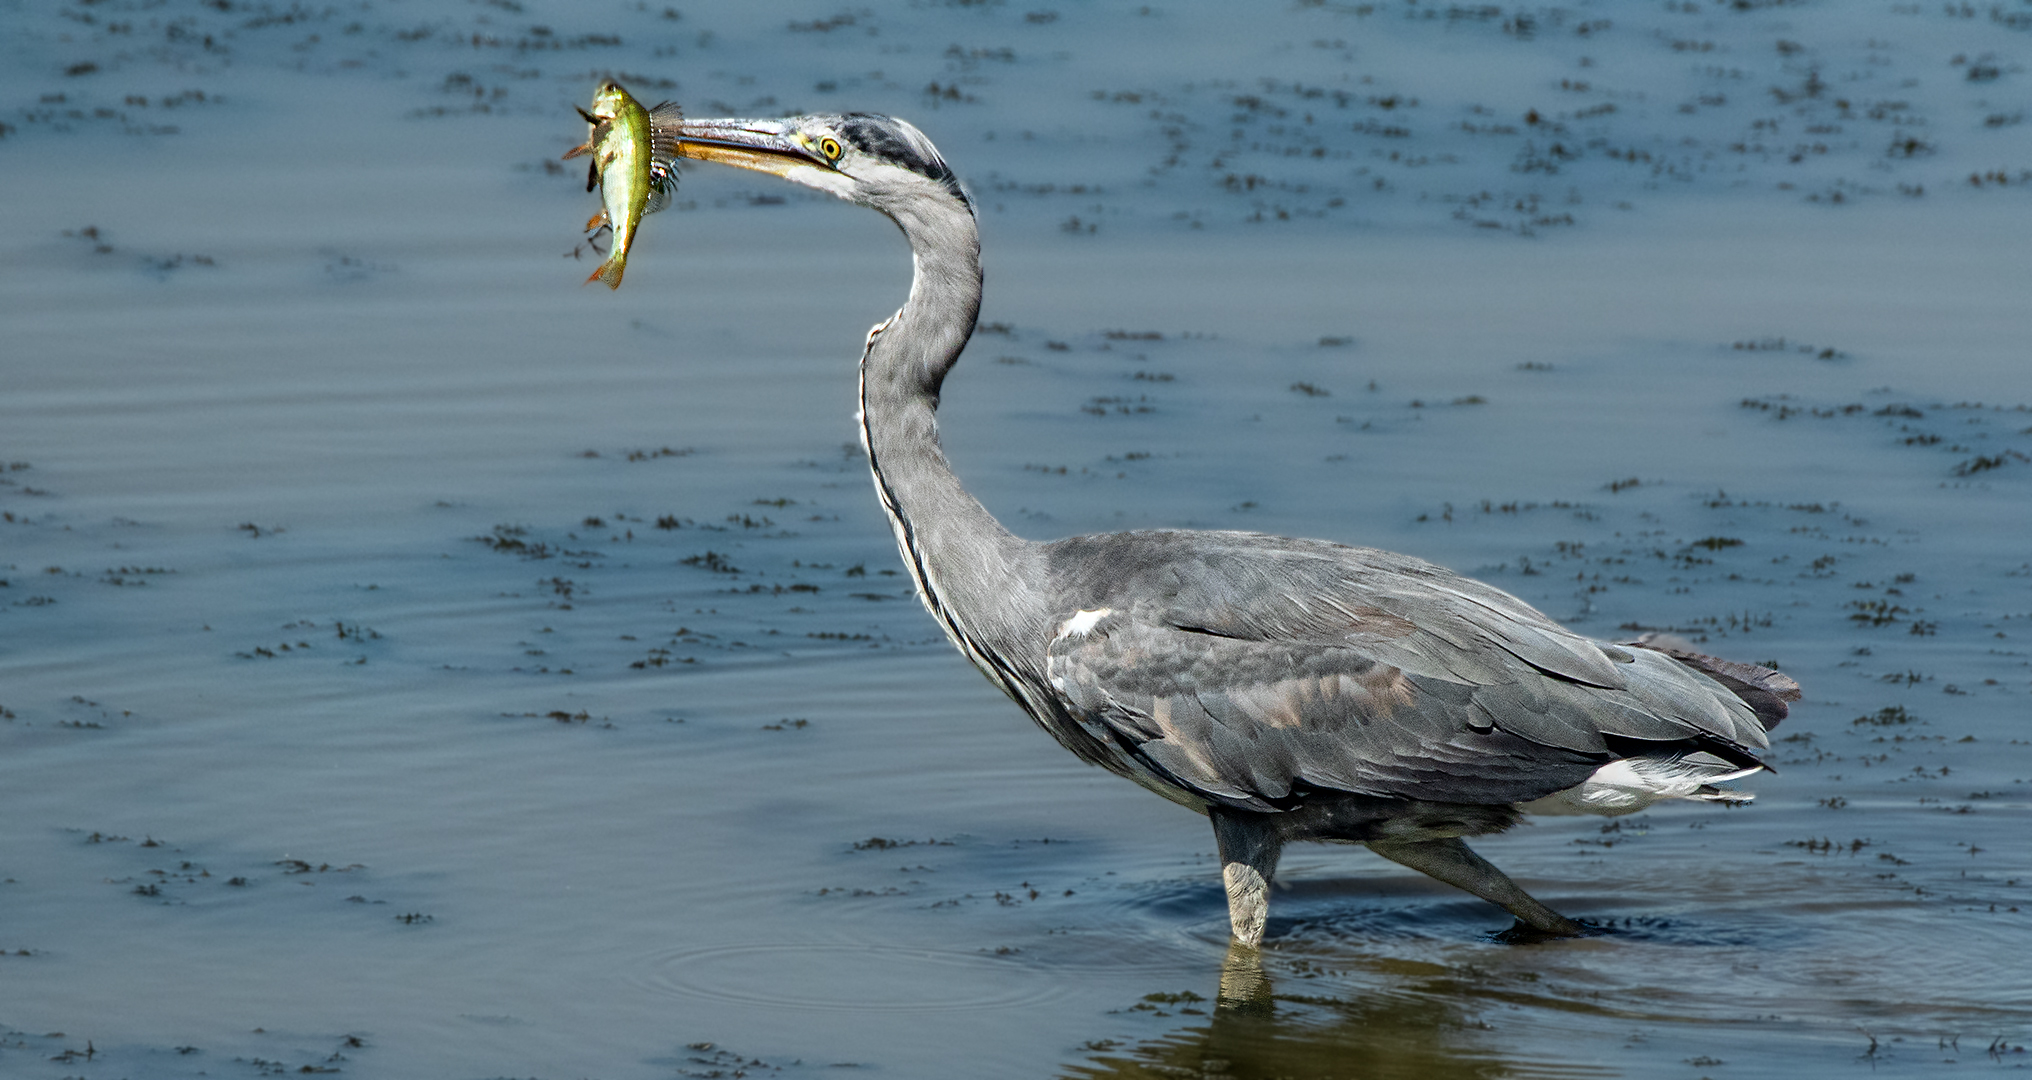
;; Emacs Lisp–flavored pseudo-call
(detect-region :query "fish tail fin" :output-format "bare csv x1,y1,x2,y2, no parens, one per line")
587,253,625,289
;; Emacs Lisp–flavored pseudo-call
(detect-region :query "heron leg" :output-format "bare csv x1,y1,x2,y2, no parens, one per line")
1210,807,1283,947
1365,837,1583,936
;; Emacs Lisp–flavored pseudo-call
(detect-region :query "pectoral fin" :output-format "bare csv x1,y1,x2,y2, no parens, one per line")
583,209,610,232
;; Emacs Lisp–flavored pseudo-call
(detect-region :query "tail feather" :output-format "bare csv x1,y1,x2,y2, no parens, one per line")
1623,632,1801,731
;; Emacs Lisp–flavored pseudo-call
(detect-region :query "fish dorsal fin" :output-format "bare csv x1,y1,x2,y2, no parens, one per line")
647,101,685,162
641,101,684,216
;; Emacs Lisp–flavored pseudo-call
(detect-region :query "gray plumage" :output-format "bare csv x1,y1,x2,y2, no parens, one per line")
668,112,1802,944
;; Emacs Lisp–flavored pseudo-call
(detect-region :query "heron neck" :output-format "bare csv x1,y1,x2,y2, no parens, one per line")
859,197,1044,667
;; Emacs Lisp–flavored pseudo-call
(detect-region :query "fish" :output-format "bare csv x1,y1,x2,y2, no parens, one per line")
562,81,681,289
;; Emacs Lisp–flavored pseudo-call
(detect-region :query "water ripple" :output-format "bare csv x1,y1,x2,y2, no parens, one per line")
628,940,1068,1012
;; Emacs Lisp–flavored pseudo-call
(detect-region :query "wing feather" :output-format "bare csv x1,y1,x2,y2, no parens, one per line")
1041,531,1777,812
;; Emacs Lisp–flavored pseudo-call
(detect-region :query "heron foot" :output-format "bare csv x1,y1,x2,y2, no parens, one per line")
1366,837,1583,937
1490,918,1602,945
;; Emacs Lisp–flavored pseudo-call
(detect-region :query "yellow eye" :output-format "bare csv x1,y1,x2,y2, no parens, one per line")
819,137,843,161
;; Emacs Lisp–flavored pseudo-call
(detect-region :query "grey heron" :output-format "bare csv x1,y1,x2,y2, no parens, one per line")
668,113,1800,945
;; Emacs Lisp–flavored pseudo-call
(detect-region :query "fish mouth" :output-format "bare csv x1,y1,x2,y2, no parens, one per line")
669,118,828,177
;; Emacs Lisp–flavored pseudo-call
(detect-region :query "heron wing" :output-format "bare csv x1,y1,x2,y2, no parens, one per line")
1042,531,1771,812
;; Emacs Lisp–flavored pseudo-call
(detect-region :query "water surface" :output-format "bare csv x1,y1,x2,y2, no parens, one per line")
3,2,2031,1077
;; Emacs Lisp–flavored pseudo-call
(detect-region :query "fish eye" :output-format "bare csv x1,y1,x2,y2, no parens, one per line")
819,137,843,161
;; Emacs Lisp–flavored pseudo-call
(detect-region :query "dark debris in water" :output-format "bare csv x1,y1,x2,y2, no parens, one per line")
676,1040,811,1078
851,836,954,851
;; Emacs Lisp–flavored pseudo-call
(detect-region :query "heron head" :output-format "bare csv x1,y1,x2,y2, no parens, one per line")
670,113,972,216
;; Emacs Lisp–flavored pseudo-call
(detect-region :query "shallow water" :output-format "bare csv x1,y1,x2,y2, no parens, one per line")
3,1,2031,1077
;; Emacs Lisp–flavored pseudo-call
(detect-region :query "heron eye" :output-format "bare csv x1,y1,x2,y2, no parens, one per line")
819,137,843,161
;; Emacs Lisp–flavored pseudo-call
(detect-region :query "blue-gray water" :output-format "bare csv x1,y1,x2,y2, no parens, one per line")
3,2,2030,1077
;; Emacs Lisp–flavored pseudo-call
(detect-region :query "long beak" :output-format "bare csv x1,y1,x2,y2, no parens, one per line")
669,118,826,178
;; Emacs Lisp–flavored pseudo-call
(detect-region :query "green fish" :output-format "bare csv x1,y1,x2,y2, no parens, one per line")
563,81,681,289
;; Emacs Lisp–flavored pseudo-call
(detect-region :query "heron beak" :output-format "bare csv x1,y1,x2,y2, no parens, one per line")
670,118,827,178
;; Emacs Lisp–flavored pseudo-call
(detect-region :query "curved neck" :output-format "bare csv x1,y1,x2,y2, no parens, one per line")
858,196,1044,670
